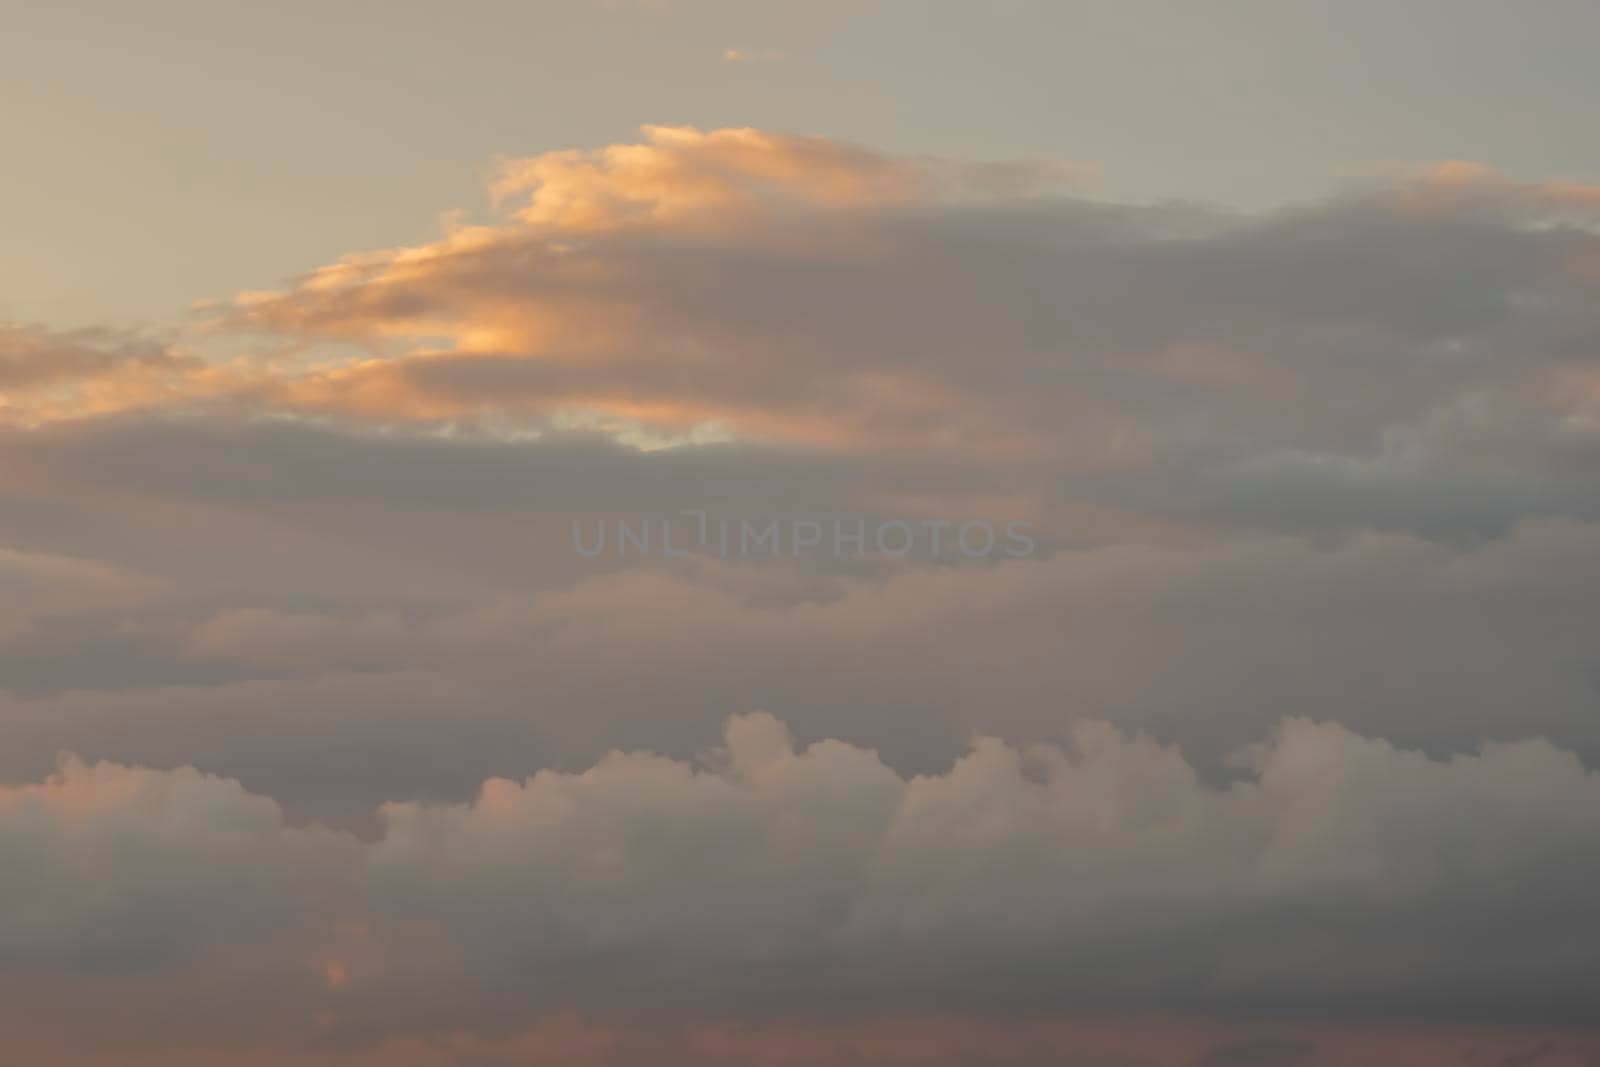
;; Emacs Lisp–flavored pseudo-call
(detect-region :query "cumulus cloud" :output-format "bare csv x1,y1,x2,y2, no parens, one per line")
4,713,1600,1060
0,756,357,971
366,712,1600,1022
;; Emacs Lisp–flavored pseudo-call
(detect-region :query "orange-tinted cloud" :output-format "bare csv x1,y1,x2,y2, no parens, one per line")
0,324,212,427
490,124,937,231
202,134,1600,475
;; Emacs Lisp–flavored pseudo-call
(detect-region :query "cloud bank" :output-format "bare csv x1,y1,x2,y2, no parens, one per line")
5,127,1600,1061
5,713,1600,1062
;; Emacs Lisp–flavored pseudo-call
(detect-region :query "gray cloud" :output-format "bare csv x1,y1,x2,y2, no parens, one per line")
212,147,1600,550
0,757,357,972
5,712,1600,1045
5,416,1600,824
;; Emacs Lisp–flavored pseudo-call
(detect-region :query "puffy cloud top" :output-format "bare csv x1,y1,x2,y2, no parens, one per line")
7,715,1600,1031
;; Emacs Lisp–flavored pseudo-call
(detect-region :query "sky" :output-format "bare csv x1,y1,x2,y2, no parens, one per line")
4,3,1600,1065
9,0,1600,326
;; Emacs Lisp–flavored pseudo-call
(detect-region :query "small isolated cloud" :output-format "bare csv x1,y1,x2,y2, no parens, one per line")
723,46,783,64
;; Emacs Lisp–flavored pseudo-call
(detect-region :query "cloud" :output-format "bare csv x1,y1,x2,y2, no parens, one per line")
5,410,1600,827
0,324,207,427
8,128,1600,1060
190,131,1600,550
487,124,940,231
4,713,1600,1059
0,756,357,972
12,130,1600,548
1390,160,1600,223
723,47,784,64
